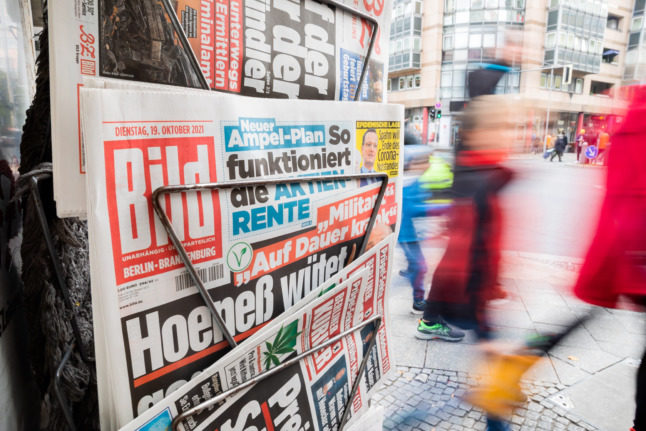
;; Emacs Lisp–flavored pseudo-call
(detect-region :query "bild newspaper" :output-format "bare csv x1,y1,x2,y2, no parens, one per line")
79,87,403,428
50,0,392,217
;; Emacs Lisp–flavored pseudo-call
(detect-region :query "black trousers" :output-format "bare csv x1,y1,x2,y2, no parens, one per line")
550,149,563,162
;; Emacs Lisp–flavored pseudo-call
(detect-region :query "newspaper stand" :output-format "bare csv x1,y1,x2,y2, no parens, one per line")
18,0,387,429
152,173,388,431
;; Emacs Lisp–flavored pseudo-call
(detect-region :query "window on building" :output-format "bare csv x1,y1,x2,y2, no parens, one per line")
575,78,583,94
540,72,548,88
414,74,421,87
471,0,484,8
607,14,621,30
407,75,414,88
441,70,452,87
554,74,562,90
387,79,391,91
415,1,422,14
631,16,643,32
413,37,421,51
602,47,620,64
445,0,455,12
469,33,482,47
443,34,454,50
456,10,469,24
454,49,468,61
547,10,559,29
590,80,613,95
455,31,468,48
483,33,496,48
636,0,646,14
486,0,498,8
453,68,467,87
545,33,556,49
399,77,405,90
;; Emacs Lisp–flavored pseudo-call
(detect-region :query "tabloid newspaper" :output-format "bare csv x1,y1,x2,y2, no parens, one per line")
49,0,392,217
79,87,402,427
120,235,395,431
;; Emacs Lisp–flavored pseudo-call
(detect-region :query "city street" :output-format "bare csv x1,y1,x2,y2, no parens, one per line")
375,153,645,431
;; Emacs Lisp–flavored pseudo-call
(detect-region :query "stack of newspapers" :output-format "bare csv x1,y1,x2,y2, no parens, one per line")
51,0,404,429
80,84,403,430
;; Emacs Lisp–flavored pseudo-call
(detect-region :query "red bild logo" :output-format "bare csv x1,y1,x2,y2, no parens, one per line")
104,137,222,284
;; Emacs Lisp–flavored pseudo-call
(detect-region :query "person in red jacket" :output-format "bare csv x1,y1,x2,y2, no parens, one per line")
572,86,646,431
415,96,513,342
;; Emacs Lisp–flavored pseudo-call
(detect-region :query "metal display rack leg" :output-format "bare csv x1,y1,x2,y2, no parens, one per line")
152,173,388,431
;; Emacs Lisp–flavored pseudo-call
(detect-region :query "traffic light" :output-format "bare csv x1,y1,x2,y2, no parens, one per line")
429,107,436,120
436,109,442,119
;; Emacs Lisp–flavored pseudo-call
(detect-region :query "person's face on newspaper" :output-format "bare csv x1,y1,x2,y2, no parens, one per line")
362,131,378,170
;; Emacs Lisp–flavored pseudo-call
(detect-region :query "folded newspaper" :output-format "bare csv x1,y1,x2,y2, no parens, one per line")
80,87,402,427
50,0,392,217
120,236,394,430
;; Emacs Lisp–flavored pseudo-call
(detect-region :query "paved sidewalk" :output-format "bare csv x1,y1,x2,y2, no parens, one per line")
373,244,644,431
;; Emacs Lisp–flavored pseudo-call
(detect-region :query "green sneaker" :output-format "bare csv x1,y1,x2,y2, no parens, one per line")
415,319,465,342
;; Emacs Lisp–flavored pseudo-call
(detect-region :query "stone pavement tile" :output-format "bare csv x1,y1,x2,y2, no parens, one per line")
547,356,591,386
522,358,560,385
389,312,428,368
533,322,600,349
526,305,578,326
553,358,638,431
424,341,482,373
609,309,646,335
583,314,640,344
517,287,570,304
548,344,623,374
489,308,535,329
596,339,644,360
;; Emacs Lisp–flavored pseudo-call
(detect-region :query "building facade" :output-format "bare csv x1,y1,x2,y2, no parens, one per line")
388,0,635,149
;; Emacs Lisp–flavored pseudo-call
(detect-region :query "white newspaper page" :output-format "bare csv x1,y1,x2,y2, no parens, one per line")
120,235,395,431
49,0,392,217
80,88,402,426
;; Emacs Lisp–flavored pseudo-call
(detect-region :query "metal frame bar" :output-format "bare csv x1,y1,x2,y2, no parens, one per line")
54,343,77,431
171,314,383,431
161,0,379,100
152,173,388,349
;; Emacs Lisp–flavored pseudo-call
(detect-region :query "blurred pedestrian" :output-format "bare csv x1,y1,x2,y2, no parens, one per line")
550,128,567,162
399,130,454,313
571,86,646,431
399,130,431,313
576,129,586,161
415,95,514,342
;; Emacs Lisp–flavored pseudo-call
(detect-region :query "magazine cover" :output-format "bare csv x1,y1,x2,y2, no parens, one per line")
49,0,392,217
79,87,402,426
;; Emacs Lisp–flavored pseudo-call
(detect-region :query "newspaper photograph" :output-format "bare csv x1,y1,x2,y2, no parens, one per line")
79,88,402,426
49,0,392,217
119,235,395,431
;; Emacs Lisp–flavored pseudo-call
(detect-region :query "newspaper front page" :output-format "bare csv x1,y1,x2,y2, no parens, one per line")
49,0,392,217
120,235,395,431
80,88,402,426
